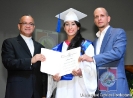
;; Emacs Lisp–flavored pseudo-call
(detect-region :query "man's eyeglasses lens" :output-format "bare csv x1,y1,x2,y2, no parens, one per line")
19,23,34,26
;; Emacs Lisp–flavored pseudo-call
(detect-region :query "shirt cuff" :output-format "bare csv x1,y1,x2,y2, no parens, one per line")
93,57,96,65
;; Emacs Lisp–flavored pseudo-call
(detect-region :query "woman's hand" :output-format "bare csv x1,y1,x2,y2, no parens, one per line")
52,73,61,82
72,68,82,77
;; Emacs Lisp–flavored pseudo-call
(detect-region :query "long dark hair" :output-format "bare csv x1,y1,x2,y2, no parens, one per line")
63,21,85,54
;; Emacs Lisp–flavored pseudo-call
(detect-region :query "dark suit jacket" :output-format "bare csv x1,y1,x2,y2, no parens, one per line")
1,35,47,98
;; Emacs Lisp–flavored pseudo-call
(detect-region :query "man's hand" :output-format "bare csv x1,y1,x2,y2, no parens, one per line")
31,54,46,64
79,54,93,62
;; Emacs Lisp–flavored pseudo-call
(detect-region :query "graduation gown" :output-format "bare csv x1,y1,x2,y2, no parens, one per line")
47,40,97,98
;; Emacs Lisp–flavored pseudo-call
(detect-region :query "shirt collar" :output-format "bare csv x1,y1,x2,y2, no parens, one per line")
96,25,110,38
20,34,32,40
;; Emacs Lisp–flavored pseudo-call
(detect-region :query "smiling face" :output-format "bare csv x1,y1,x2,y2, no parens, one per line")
94,8,110,32
64,21,79,40
18,15,35,37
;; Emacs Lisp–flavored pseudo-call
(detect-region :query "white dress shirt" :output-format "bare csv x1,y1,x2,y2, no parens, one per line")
20,34,34,57
96,25,110,55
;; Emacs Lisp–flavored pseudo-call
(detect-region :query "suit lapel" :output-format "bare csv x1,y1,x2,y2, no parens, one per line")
93,39,98,55
17,35,32,57
33,39,38,56
100,27,112,53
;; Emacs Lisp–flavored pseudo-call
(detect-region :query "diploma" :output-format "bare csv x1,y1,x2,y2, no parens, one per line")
40,47,81,76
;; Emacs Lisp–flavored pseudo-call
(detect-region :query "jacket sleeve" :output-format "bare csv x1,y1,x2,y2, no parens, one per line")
1,39,32,70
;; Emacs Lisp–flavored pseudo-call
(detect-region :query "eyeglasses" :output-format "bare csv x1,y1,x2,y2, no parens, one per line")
19,22,34,26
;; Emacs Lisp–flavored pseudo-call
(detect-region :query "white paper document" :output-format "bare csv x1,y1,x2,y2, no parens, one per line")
40,47,81,76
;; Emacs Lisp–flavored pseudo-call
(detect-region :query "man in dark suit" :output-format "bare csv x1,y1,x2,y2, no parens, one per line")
1,15,47,98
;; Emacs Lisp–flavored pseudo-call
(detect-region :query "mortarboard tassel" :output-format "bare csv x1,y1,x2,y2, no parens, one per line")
56,14,61,33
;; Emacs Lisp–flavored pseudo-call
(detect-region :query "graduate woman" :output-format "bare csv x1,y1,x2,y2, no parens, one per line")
47,8,97,98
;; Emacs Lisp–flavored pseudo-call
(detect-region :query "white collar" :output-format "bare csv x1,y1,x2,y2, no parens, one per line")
96,25,110,38
20,34,32,40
